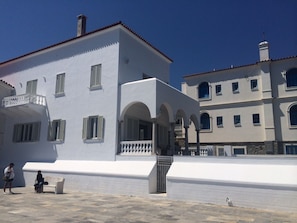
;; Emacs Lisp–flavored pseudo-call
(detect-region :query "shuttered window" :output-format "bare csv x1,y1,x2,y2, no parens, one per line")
13,122,40,142
90,64,102,90
26,79,38,94
82,115,104,140
55,73,65,96
48,119,66,142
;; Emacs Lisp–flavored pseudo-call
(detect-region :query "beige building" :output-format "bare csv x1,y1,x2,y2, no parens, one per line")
182,41,297,155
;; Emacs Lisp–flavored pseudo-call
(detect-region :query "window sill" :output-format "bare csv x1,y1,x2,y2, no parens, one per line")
55,92,65,97
234,124,241,127
89,85,102,91
253,123,261,126
84,138,103,143
233,90,239,94
285,86,297,91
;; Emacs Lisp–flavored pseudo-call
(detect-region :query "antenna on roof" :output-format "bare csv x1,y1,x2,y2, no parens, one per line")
262,32,266,41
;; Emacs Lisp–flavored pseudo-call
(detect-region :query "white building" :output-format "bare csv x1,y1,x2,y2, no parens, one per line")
0,16,199,194
182,41,297,156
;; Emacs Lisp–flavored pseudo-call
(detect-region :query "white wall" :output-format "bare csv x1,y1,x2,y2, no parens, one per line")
167,156,297,212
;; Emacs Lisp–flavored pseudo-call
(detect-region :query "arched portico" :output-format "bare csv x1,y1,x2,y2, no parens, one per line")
119,78,200,156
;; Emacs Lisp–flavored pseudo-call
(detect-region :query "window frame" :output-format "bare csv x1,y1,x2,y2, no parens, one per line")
250,79,258,91
90,64,102,90
232,146,247,155
285,68,297,90
82,115,104,141
26,79,38,95
13,122,41,143
284,144,297,155
233,115,241,127
215,84,222,95
232,82,239,93
252,113,261,126
216,116,223,127
55,73,66,97
198,82,211,100
48,119,66,142
200,112,212,132
288,104,297,128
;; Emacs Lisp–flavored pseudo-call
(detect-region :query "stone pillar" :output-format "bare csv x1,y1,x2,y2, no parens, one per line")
170,122,175,155
152,119,157,155
196,129,200,155
184,126,189,155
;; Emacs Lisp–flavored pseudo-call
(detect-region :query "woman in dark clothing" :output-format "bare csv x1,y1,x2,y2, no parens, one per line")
34,170,44,193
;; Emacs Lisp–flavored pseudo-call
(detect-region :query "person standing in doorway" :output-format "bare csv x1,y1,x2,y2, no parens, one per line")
3,163,15,194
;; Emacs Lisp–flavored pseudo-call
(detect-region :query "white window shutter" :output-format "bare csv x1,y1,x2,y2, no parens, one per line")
97,116,104,140
82,117,88,140
59,120,66,141
47,121,53,141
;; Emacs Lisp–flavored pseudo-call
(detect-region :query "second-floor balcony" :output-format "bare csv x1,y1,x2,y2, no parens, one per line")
2,94,46,108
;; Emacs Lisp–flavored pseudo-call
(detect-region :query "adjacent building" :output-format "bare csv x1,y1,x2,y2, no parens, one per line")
182,41,297,155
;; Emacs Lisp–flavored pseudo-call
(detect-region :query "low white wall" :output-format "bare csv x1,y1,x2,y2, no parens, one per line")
23,160,157,195
167,156,297,212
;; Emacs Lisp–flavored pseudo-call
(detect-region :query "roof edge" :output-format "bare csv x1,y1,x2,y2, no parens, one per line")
0,21,173,66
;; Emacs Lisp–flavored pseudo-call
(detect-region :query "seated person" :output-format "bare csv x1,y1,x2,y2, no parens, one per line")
34,170,44,193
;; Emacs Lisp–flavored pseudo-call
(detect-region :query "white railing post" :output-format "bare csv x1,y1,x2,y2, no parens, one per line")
1,94,46,108
120,140,153,155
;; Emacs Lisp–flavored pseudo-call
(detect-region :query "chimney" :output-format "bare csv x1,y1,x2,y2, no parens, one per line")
77,14,87,37
258,41,269,61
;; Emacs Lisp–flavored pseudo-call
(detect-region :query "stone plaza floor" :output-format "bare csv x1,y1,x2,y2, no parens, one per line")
0,187,296,223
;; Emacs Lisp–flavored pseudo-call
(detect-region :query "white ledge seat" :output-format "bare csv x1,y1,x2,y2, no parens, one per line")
43,176,65,194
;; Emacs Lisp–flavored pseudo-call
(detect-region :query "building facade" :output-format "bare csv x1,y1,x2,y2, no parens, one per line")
182,41,297,155
0,18,199,192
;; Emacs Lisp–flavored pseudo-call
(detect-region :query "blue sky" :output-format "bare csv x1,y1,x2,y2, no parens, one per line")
0,0,296,89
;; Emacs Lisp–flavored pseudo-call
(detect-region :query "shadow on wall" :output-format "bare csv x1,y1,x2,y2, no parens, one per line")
0,106,58,188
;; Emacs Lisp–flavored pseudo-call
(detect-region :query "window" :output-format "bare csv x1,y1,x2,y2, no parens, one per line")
90,64,102,90
232,82,239,93
285,145,297,155
216,116,223,127
13,122,40,142
200,113,210,130
252,114,260,125
198,82,210,99
48,119,66,142
26,79,38,94
215,84,222,95
234,115,241,126
286,68,297,88
82,116,104,140
289,104,297,126
233,147,246,155
125,117,152,140
250,79,258,91
55,73,65,96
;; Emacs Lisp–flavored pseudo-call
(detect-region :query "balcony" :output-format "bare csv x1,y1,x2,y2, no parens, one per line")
2,94,46,108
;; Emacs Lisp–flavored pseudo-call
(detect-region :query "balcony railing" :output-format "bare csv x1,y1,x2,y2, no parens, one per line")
120,140,153,155
2,94,46,108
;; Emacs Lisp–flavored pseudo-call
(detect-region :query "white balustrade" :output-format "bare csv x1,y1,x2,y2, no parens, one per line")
2,94,46,108
199,148,209,156
120,140,153,155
